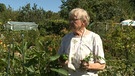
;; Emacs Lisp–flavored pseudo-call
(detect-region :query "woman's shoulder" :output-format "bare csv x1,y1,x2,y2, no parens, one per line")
88,31,100,38
62,32,74,41
89,31,102,43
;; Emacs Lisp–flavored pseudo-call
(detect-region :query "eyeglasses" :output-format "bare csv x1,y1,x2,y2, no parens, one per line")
69,18,80,22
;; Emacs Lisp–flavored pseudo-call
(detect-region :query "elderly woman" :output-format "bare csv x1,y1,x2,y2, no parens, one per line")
58,8,106,76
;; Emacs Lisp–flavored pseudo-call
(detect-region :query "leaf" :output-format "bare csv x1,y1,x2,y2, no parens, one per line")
51,68,68,76
0,59,7,66
24,57,38,67
49,54,60,61
23,42,28,50
26,66,35,73
62,54,68,60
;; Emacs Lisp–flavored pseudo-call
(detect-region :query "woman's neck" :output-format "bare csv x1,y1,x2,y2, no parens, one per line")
73,28,86,36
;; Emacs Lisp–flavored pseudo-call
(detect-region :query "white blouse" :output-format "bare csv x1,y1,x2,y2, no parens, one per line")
58,31,105,76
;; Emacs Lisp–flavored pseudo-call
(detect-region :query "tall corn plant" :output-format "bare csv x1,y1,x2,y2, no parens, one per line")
0,30,68,76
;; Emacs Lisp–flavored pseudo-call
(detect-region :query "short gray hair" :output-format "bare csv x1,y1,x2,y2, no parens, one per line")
69,8,90,26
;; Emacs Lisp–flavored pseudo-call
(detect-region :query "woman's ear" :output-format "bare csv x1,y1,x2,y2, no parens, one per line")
82,20,87,26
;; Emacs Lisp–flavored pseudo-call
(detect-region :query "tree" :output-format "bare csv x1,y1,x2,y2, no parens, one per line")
0,4,19,23
59,0,135,22
60,0,95,20
17,3,31,21
0,3,6,12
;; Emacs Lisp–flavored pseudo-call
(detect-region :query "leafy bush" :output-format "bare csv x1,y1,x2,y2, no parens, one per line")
99,25,135,76
39,19,69,36
0,22,135,76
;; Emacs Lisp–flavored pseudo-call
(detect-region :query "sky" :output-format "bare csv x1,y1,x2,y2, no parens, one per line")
0,0,62,12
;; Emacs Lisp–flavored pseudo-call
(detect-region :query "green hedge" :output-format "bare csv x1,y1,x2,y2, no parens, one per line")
38,19,69,36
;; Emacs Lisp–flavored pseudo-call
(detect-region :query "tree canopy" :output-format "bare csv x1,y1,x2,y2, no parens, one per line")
60,0,135,22
0,0,135,26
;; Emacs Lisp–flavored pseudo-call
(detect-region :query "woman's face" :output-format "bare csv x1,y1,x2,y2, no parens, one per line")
69,16,84,32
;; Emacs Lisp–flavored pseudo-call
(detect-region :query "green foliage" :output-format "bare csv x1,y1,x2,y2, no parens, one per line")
39,19,69,36
60,0,135,22
0,3,6,12
51,68,68,76
59,54,68,63
0,30,68,76
1,1,135,75
82,53,93,62
99,25,135,75
87,22,135,75
0,23,135,75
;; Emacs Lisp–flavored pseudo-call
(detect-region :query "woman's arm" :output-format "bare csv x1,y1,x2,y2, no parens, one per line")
82,62,106,70
88,63,105,70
